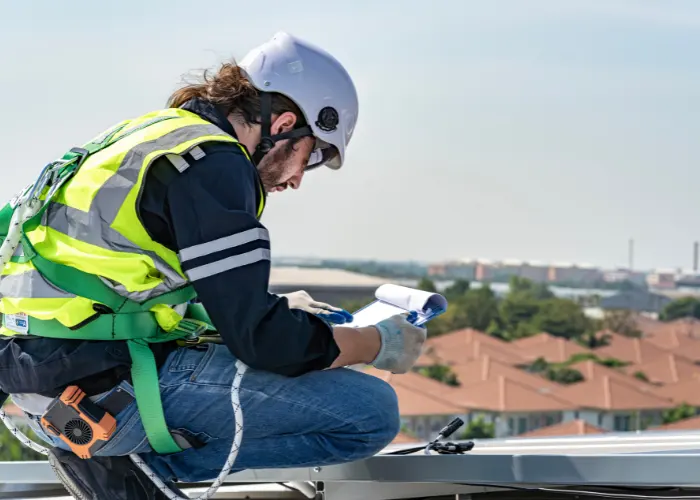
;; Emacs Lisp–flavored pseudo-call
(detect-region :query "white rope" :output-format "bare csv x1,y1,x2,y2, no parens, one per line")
0,406,49,455
0,183,51,456
129,359,247,499
0,167,249,499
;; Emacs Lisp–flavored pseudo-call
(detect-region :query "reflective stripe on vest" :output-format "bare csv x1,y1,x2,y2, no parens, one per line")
0,108,265,333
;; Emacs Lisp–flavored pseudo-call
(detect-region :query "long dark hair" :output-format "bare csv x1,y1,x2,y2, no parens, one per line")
167,61,307,129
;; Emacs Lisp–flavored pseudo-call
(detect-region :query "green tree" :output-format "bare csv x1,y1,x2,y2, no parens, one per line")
444,279,471,301
521,356,584,385
426,284,499,337
417,364,460,386
634,371,650,382
577,329,612,348
661,297,700,321
532,298,591,340
461,286,500,332
417,277,438,293
598,357,630,368
498,292,541,340
662,403,697,424
0,423,45,461
564,352,628,368
460,417,495,439
524,356,550,374
509,276,555,300
547,367,584,384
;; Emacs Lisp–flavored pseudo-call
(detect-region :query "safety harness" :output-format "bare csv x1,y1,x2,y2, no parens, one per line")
0,122,251,499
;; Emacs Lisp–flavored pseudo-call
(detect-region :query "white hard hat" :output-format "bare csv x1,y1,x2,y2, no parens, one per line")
239,32,359,170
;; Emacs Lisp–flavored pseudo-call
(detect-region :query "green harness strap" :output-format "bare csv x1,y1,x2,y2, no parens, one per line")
2,128,218,456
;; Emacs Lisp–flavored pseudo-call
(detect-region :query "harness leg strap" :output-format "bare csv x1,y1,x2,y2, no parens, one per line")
126,340,183,455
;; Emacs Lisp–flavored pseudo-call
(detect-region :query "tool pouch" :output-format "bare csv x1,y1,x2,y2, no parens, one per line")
48,447,185,500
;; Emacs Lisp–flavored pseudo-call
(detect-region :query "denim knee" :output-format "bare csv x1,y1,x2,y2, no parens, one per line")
352,372,401,454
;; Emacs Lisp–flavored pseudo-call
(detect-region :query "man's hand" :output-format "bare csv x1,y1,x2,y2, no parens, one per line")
279,290,354,324
370,312,427,374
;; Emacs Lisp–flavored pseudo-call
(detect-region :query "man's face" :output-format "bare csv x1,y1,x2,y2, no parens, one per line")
256,136,315,193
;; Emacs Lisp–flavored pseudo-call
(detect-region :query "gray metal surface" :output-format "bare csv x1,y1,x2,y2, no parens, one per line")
4,452,700,487
4,431,700,498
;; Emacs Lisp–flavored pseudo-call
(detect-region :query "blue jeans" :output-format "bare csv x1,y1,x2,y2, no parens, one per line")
28,343,401,483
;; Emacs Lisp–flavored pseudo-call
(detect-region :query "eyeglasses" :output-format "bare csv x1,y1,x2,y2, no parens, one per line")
306,139,338,171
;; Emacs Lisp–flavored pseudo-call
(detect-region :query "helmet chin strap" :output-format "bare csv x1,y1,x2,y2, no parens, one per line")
251,92,313,166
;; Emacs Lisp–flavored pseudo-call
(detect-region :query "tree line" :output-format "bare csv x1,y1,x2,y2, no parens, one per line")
413,276,636,345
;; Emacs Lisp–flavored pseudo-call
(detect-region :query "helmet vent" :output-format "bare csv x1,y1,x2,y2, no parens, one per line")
316,107,339,132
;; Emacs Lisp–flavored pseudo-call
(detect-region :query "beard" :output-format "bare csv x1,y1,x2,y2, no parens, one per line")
255,140,300,192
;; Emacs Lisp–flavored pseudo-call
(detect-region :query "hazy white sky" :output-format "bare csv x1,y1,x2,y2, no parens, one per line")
1,0,699,271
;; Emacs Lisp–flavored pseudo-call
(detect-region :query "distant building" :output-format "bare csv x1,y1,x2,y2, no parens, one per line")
549,263,602,286
599,290,673,315
520,262,551,283
427,260,477,280
676,273,700,289
428,258,604,287
647,270,677,289
269,266,384,305
604,268,647,287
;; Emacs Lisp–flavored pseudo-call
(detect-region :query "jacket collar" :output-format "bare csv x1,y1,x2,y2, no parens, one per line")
179,98,237,138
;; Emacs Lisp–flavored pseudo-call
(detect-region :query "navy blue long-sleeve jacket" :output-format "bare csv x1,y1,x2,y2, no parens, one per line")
0,98,340,397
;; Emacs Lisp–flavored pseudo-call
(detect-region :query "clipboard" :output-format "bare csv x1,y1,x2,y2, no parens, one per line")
346,284,448,328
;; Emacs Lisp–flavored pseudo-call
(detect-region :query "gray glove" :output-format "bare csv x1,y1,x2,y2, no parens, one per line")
370,312,427,374
278,290,354,324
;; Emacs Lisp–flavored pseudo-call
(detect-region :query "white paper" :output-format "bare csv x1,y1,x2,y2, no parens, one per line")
347,284,447,328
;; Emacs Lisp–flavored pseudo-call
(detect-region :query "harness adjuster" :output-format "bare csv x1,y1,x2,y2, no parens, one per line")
173,318,210,338
66,147,90,168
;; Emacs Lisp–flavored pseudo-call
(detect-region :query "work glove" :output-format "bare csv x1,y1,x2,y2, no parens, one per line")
278,290,354,324
371,311,427,374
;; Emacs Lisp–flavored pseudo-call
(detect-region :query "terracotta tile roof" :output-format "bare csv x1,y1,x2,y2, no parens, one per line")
423,329,526,365
660,318,700,339
518,419,607,438
569,360,659,394
445,375,577,413
512,332,553,349
623,353,700,385
414,348,444,367
594,333,671,365
363,368,467,416
636,316,700,341
449,356,559,392
518,335,594,363
511,332,576,349
655,379,700,406
652,415,700,431
555,376,676,411
392,432,420,444
465,340,527,365
644,329,700,362
366,365,574,414
629,314,669,336
391,382,464,416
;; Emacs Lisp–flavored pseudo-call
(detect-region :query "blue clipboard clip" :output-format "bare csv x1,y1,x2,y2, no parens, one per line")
409,307,445,327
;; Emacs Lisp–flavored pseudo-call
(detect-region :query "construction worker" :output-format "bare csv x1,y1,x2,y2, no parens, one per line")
0,32,426,497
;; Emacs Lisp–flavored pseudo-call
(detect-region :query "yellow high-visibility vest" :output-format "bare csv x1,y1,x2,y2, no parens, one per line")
0,107,264,336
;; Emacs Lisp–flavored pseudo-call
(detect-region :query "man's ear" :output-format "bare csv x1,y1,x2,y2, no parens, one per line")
270,111,297,135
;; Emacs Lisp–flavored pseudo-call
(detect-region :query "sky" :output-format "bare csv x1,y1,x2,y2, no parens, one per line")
1,0,699,271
